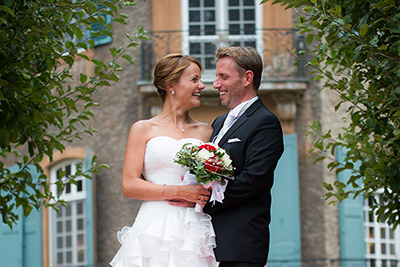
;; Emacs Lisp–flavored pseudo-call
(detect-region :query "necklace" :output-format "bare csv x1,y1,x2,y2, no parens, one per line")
161,113,189,133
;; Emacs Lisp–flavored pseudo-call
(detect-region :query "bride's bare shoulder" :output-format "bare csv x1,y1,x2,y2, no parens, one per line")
129,117,168,142
130,117,163,130
130,119,150,132
128,119,155,139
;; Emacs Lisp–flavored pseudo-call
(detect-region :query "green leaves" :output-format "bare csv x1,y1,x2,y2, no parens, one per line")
359,24,368,36
263,0,400,229
0,5,15,17
0,0,141,229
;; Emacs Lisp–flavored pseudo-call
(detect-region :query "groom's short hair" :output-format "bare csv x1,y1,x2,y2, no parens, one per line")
215,46,263,92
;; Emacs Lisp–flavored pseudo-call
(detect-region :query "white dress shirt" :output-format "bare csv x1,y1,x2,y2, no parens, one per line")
214,96,258,145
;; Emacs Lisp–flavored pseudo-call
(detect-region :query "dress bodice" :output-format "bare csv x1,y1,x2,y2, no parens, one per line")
143,136,202,186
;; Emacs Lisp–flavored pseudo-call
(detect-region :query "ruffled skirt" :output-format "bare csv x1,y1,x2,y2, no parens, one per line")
110,201,218,267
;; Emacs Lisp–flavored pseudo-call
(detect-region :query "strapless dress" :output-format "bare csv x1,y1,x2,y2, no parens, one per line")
110,136,218,267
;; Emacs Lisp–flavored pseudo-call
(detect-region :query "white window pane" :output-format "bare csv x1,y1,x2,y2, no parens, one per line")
189,25,201,36
66,235,72,248
77,202,84,215
78,249,85,262
57,237,63,248
190,10,200,22
229,0,239,5
66,204,72,216
382,243,387,254
390,244,395,254
66,182,71,194
244,0,253,6
50,159,87,266
57,221,63,232
244,9,255,20
204,25,215,35
204,0,214,6
77,218,84,230
57,252,63,263
77,179,83,192
78,234,84,247
66,251,72,263
189,0,200,7
204,10,215,22
66,220,72,232
364,194,400,264
381,228,386,239
229,9,239,21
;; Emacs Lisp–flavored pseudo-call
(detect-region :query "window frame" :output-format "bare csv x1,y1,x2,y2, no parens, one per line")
181,0,263,79
364,192,400,267
49,159,88,267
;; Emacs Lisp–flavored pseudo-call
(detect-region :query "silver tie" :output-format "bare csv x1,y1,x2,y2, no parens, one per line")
214,113,235,145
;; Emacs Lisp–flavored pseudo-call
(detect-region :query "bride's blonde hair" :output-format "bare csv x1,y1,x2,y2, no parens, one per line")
153,54,203,101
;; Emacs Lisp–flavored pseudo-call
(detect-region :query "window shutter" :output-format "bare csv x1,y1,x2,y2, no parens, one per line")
268,134,302,266
84,148,95,266
90,3,112,47
337,147,366,266
0,165,42,267
0,165,24,267
0,211,23,267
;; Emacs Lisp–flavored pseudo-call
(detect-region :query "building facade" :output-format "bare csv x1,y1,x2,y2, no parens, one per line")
1,1,399,266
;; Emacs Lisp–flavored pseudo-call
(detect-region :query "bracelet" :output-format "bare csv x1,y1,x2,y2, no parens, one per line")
161,184,167,200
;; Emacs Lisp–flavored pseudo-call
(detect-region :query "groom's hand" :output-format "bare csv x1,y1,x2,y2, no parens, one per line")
168,200,196,208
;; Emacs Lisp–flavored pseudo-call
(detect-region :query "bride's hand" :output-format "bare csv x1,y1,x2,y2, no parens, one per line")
178,184,211,205
168,200,196,208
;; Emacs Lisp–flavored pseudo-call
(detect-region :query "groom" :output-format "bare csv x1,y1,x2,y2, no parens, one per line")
203,46,284,267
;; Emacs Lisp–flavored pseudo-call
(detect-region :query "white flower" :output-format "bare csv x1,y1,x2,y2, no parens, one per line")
197,149,214,163
216,147,224,154
222,153,232,166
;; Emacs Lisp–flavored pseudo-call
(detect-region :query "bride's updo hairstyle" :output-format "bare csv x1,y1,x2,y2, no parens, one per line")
153,53,203,101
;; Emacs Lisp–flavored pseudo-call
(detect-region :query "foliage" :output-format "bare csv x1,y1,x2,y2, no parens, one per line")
0,0,148,228
261,0,400,228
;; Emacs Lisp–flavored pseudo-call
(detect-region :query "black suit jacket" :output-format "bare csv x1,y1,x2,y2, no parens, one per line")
203,99,284,264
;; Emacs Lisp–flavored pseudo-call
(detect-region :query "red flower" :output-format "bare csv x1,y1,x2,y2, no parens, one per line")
204,155,222,173
198,143,217,151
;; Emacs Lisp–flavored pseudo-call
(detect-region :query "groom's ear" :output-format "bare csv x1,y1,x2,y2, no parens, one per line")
243,70,254,88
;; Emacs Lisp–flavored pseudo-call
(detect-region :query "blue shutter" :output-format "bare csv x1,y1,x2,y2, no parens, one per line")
90,3,112,46
268,134,302,266
0,166,23,267
84,148,95,266
337,148,366,266
0,165,42,267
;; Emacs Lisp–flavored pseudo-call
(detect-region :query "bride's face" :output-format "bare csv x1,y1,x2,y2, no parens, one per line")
174,62,205,108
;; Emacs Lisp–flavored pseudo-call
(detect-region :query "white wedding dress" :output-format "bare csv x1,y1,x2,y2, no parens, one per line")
110,136,218,267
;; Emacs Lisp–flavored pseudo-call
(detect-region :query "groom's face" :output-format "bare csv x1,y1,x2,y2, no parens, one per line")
213,57,246,109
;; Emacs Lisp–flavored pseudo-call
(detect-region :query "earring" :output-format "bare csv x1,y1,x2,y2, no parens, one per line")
171,90,175,95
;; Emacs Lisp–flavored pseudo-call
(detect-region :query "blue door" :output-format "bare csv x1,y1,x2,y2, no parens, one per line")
268,134,302,266
0,165,42,267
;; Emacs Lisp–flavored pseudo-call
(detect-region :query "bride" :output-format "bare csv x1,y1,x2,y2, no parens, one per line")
110,54,218,266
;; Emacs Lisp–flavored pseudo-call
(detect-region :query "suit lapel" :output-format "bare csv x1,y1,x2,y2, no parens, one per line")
218,99,263,146
218,114,247,146
211,114,227,141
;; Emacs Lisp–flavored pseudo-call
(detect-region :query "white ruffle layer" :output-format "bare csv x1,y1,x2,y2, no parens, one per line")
110,201,218,267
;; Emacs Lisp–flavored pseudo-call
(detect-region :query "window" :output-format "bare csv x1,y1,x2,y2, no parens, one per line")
182,0,263,73
364,194,400,267
63,1,112,51
50,160,88,267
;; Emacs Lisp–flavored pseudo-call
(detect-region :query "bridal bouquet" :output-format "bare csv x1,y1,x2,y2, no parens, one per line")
174,142,234,212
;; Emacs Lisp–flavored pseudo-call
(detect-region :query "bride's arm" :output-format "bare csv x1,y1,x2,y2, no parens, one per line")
121,121,210,204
